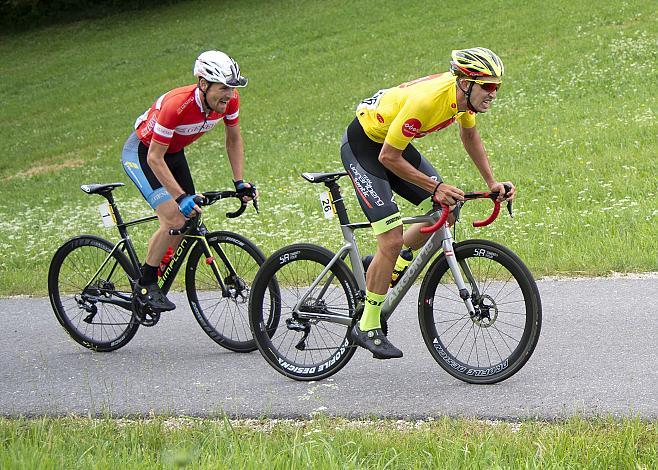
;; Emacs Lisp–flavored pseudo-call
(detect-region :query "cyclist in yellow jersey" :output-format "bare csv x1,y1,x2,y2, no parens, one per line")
341,47,516,359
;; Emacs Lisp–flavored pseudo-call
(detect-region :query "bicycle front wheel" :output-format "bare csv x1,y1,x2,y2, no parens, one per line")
249,243,358,381
48,235,139,352
186,231,276,353
418,239,542,384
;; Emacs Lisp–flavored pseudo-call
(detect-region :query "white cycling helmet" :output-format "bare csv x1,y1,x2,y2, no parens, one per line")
193,50,248,87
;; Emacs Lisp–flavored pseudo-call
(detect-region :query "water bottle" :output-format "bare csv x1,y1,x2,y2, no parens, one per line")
157,246,174,278
390,248,413,287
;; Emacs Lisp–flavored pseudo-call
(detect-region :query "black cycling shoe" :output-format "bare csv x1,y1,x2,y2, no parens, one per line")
134,282,176,312
350,324,403,359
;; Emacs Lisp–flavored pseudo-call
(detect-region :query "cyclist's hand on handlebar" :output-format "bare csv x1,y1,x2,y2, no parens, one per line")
176,193,203,218
233,180,258,202
489,181,515,202
432,182,465,206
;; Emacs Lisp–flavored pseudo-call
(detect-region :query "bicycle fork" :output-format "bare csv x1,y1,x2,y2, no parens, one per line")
192,234,248,301
441,227,477,316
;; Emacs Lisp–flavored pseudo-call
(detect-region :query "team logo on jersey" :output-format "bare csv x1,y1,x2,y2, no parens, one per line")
376,113,384,123
177,96,195,115
402,118,422,137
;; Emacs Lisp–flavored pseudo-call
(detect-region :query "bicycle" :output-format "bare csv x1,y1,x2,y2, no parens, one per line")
48,182,279,353
248,171,541,383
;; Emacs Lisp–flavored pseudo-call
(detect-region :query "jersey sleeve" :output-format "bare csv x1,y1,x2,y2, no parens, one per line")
457,110,476,128
224,90,240,127
384,98,430,150
151,97,179,148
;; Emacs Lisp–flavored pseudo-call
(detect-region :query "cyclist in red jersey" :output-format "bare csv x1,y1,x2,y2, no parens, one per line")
121,50,256,312
341,47,516,359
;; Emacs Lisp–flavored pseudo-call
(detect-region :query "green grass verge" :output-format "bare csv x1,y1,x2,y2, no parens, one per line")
0,0,656,295
1,416,655,468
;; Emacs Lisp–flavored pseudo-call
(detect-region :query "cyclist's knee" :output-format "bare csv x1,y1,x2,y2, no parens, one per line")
376,228,404,256
155,202,185,227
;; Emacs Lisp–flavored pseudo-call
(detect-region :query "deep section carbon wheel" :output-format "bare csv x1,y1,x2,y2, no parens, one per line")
186,231,279,352
418,240,541,384
249,243,358,381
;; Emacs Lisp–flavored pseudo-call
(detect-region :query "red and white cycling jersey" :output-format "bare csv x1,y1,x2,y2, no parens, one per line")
134,84,239,153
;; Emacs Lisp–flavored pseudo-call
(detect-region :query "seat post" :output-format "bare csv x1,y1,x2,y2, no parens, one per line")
325,180,350,225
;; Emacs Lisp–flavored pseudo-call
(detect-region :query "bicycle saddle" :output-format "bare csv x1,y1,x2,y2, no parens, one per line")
301,171,348,184
80,183,125,195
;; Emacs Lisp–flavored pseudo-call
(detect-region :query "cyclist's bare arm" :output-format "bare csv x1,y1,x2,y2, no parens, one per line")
459,125,515,200
225,124,245,182
146,141,187,200
378,142,464,205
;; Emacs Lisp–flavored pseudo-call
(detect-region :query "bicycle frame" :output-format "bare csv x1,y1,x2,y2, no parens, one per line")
293,178,479,325
79,193,239,311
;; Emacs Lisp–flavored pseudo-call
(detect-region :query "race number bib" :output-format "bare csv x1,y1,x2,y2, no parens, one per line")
319,191,336,219
356,89,387,111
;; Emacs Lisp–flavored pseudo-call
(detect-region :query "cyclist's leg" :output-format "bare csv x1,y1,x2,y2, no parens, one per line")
340,121,403,358
121,134,190,310
388,145,457,250
123,138,193,265
140,149,193,267
341,121,404,298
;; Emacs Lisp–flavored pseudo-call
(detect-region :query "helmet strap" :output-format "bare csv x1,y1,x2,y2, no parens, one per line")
457,79,478,113
197,79,213,115
464,81,477,113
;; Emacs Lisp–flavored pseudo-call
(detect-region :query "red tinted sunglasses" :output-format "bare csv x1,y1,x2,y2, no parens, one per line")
475,81,500,93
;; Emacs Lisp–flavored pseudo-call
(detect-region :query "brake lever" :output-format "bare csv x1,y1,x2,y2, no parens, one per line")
502,183,514,218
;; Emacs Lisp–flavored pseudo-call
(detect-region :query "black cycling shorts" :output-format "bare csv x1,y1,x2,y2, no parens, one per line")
340,118,441,234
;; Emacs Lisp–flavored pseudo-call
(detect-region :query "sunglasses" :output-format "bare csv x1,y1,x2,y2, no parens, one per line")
468,80,501,93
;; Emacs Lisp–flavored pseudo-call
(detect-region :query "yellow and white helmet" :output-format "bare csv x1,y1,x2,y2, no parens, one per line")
450,47,504,83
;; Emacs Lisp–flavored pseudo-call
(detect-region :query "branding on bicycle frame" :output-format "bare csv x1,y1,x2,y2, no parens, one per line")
388,238,436,299
279,251,300,265
159,238,189,284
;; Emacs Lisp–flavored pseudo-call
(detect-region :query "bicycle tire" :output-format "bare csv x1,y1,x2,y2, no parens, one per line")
249,243,358,381
48,235,139,352
418,239,542,384
186,231,278,352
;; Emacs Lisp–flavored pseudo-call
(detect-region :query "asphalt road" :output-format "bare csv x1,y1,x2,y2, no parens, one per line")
1,276,656,419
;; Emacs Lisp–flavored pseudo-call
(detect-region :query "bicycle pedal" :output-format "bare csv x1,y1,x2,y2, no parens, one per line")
132,299,161,327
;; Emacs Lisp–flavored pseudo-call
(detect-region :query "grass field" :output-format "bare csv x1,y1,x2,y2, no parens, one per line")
0,0,656,295
1,416,655,468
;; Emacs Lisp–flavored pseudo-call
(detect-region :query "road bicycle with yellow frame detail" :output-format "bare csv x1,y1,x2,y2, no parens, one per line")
49,182,279,352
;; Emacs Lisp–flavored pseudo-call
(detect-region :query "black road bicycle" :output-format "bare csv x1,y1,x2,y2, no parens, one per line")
248,171,541,384
48,182,279,353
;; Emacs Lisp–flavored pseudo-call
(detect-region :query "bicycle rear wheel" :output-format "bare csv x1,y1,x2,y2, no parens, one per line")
186,231,278,352
418,239,541,384
249,243,358,381
48,235,139,352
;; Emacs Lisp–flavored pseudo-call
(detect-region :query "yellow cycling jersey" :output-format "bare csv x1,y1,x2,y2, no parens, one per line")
356,72,476,150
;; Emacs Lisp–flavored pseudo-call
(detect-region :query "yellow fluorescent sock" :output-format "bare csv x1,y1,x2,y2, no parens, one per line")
359,290,386,331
